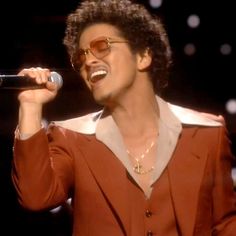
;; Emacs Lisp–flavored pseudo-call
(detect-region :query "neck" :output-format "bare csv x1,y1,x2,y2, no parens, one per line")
110,93,159,139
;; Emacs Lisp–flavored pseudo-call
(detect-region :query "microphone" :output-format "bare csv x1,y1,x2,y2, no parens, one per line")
0,71,63,90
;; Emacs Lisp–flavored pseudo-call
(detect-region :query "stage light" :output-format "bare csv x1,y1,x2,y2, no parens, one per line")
149,0,163,9
220,43,232,56
184,43,196,56
187,14,200,28
226,99,236,114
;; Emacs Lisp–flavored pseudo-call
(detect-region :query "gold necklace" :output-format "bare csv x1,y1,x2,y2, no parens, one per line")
126,140,156,175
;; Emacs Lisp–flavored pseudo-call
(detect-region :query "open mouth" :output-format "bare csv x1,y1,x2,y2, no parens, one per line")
89,70,107,83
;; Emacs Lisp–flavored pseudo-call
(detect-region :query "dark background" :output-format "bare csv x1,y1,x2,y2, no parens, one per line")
0,0,235,235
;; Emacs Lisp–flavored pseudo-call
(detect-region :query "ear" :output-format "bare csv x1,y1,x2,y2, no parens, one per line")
137,48,152,71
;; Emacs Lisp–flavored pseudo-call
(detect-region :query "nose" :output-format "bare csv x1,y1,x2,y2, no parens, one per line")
84,49,99,67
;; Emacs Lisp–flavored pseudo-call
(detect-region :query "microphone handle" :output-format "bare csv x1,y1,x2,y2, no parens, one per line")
0,75,47,90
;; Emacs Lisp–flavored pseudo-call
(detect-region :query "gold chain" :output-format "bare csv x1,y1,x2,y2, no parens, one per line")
126,140,156,175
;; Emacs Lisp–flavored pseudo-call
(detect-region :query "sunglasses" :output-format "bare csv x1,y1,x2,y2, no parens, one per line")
71,37,128,71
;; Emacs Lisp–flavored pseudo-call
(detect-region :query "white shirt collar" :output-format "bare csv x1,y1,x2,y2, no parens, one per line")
53,96,222,134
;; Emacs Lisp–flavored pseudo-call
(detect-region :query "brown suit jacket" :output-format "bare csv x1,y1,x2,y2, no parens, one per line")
12,123,236,235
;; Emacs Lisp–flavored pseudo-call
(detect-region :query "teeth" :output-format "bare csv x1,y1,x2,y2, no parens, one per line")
91,70,107,79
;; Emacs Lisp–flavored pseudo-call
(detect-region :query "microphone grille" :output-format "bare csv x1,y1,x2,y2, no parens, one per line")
50,71,63,89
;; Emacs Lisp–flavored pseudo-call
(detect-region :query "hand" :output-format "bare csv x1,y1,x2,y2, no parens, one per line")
17,67,59,105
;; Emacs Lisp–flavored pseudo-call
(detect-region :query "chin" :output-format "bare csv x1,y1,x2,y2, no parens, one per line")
93,91,113,106
93,93,108,105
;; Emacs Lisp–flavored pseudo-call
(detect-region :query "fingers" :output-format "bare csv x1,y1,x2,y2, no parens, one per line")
18,67,51,85
46,80,58,91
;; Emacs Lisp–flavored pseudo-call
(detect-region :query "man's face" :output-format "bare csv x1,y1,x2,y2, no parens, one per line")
77,23,140,107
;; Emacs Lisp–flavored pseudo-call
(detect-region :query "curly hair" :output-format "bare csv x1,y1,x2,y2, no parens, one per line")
63,0,172,92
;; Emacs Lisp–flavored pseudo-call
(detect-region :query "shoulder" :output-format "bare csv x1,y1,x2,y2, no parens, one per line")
50,110,102,134
168,103,225,127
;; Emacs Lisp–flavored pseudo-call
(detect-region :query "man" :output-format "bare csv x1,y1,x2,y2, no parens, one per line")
12,0,236,235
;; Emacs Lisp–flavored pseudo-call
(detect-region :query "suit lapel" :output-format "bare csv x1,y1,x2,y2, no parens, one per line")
81,136,131,235
168,127,208,236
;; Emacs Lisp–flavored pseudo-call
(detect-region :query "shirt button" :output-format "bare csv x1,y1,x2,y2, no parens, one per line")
147,231,153,236
145,210,152,217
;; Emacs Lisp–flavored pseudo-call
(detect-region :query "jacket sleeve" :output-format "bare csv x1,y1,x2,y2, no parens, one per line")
11,125,74,211
212,126,236,235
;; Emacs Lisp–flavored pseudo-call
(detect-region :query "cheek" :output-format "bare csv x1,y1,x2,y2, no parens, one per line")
111,53,136,72
116,55,137,77
80,72,91,89
84,78,91,90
